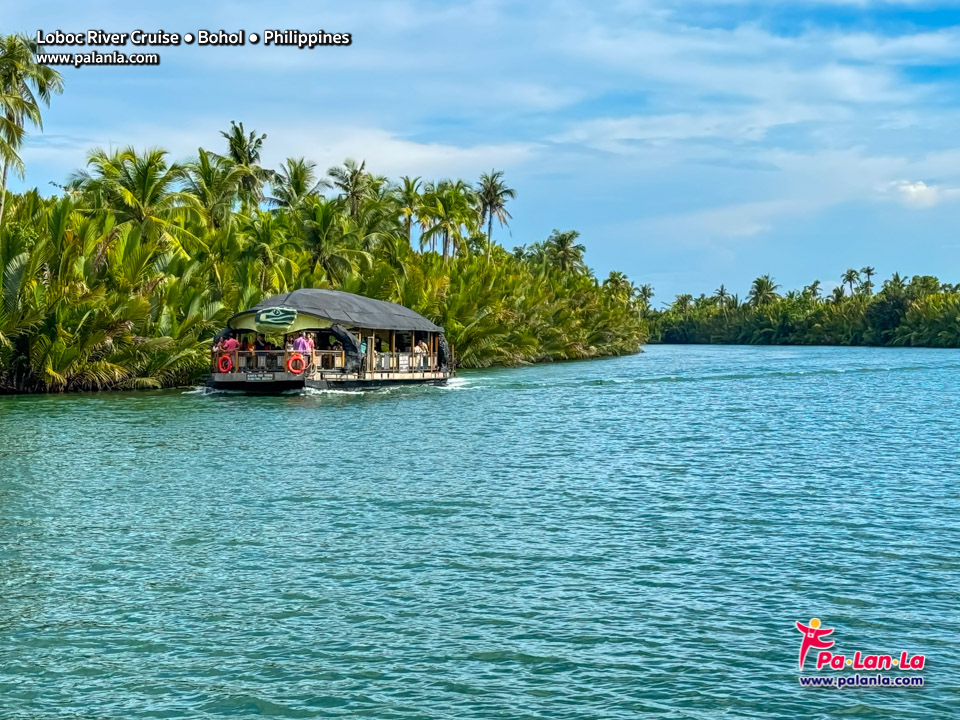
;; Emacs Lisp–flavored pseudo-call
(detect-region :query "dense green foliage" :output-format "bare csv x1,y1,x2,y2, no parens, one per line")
0,35,647,394
653,271,960,347
0,140,647,392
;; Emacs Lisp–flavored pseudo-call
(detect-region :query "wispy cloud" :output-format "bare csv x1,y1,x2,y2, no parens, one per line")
883,180,960,208
7,0,960,297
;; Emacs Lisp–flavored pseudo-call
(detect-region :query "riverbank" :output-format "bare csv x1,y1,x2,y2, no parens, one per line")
1,145,645,393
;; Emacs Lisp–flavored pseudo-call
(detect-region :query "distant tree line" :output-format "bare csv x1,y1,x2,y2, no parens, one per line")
652,269,960,347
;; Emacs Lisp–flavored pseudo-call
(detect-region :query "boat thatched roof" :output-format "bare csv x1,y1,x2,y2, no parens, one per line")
229,289,443,333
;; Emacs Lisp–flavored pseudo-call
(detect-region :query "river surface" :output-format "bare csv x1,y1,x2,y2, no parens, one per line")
1,345,958,719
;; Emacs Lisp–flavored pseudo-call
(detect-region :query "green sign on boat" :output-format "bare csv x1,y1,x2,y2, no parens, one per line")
255,306,298,331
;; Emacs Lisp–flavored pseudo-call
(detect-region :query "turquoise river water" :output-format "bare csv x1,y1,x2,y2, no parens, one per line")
1,345,958,719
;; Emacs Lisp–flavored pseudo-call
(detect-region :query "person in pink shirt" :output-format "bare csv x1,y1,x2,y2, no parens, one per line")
222,334,240,352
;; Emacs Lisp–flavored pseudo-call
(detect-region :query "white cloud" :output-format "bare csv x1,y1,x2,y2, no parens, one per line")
552,105,848,151
21,122,539,183
263,125,537,178
883,180,960,209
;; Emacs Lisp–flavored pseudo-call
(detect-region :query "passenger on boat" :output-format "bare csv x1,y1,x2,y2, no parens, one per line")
292,332,310,353
222,334,240,352
254,334,269,368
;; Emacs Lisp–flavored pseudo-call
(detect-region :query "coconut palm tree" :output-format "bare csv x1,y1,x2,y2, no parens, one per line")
0,34,64,227
183,149,250,229
328,158,372,219
420,179,478,261
396,175,421,247
218,121,272,212
477,169,515,246
860,266,876,295
714,284,729,306
748,275,780,307
604,271,633,303
637,284,654,309
674,294,693,317
68,146,201,257
884,272,907,294
297,197,371,282
268,157,328,210
842,268,860,295
545,229,586,274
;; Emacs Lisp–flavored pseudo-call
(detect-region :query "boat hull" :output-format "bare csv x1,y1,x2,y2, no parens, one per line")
206,371,449,394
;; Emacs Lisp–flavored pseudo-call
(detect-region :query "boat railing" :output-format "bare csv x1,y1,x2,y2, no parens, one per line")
211,349,440,374
373,352,437,372
211,349,344,373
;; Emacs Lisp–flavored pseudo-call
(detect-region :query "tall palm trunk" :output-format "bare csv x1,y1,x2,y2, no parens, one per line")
0,159,7,228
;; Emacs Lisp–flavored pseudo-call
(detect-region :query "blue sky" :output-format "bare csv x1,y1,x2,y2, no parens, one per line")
4,0,960,303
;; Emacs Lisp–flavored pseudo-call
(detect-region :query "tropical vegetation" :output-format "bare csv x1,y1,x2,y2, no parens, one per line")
0,35,647,393
653,270,960,347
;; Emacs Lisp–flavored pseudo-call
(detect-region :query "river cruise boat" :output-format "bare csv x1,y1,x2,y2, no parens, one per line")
208,289,453,392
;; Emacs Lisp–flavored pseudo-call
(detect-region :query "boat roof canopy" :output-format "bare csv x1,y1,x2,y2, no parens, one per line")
228,289,444,333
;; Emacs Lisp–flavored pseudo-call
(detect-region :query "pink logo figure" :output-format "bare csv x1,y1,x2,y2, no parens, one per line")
796,618,834,670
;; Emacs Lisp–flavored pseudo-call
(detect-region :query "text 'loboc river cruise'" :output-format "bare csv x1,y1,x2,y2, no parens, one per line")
208,289,453,392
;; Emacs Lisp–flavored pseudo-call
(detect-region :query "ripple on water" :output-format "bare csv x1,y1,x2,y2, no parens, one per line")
1,345,958,719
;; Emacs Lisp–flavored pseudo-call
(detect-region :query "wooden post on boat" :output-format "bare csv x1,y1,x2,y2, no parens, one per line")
391,330,396,371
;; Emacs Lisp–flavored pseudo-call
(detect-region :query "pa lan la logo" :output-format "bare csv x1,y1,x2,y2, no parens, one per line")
796,618,925,672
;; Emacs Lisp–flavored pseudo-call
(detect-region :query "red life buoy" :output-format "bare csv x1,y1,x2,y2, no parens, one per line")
217,354,233,373
287,353,306,375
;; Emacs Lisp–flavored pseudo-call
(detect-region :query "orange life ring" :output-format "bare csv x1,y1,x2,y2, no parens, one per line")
217,354,233,373
287,353,306,375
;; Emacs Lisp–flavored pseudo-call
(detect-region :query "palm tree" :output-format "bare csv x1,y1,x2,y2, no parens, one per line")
884,272,907,294
238,211,299,292
842,268,860,295
544,229,586,273
604,271,632,303
420,179,477,261
748,275,780,307
297,197,371,282
637,284,654,307
69,146,201,257
477,169,515,245
803,280,821,300
268,157,328,210
0,34,64,227
218,121,271,212
328,158,371,219
860,266,875,295
184,149,249,229
396,175,421,247
674,294,693,317
714,284,729,306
